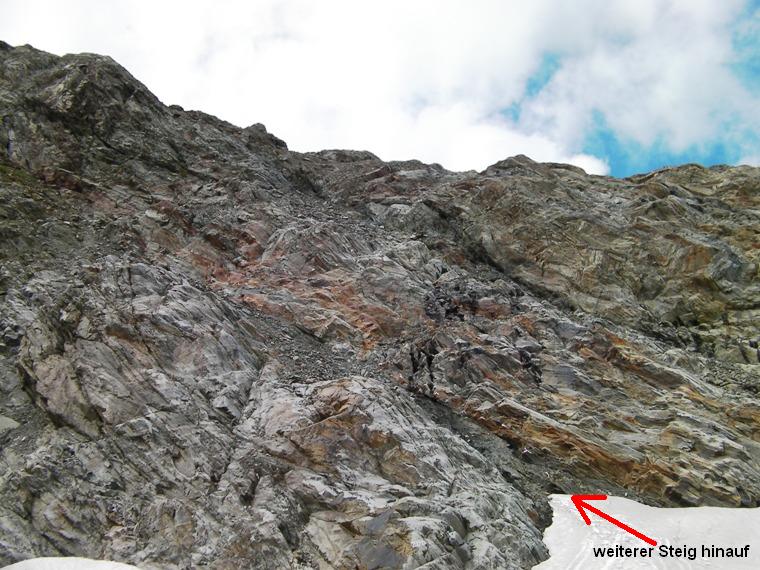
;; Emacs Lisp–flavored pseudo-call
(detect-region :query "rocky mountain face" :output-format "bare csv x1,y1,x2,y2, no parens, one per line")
0,42,758,570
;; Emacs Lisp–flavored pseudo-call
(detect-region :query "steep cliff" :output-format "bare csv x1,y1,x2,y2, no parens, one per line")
1,42,758,569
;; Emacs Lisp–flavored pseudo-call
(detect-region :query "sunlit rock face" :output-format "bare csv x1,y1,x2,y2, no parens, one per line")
1,41,758,569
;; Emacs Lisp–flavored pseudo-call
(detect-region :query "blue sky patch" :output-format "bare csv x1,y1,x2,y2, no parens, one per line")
581,111,751,177
525,53,560,98
731,3,760,92
501,1,760,177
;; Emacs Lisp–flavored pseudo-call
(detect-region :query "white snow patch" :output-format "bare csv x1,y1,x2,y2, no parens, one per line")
3,558,141,570
534,494,760,569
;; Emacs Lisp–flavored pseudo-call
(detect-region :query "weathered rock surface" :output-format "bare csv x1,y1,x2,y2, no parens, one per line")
0,42,758,569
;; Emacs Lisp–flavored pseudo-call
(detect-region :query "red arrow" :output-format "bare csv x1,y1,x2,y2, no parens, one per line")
571,495,658,546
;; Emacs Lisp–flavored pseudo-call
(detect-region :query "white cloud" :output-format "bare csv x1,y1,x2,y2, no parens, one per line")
738,155,760,166
1,0,757,175
520,0,756,152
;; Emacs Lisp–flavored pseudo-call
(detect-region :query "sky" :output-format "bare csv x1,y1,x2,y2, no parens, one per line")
2,0,759,176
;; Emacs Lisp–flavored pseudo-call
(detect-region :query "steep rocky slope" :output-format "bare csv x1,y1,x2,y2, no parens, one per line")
0,42,758,569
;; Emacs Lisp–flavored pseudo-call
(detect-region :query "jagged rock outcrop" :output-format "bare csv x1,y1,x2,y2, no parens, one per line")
1,42,758,569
